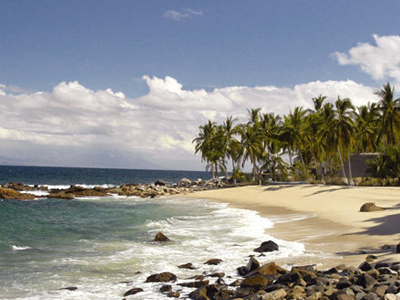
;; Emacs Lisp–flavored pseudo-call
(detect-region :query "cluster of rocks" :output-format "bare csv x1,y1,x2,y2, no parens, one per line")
121,242,400,300
0,178,225,200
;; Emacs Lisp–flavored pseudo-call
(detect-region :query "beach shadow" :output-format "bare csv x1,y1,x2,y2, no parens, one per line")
262,181,308,192
305,186,351,196
345,206,400,237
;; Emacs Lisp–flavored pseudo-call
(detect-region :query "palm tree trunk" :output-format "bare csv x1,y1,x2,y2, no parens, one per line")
347,149,354,186
337,145,348,185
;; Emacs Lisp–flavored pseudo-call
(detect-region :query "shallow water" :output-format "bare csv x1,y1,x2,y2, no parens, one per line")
0,166,310,299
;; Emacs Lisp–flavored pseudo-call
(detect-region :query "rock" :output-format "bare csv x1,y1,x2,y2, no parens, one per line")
155,180,166,186
247,262,287,277
382,244,392,250
396,243,400,254
365,255,377,262
154,232,170,242
205,258,223,265
145,272,177,282
178,178,192,187
383,294,397,300
254,240,279,253
167,291,180,298
240,274,272,289
0,187,36,200
238,257,261,276
207,272,225,278
59,287,78,291
259,288,287,300
160,285,172,293
358,261,372,271
178,262,196,269
178,280,209,288
360,203,384,212
123,287,143,296
354,273,376,289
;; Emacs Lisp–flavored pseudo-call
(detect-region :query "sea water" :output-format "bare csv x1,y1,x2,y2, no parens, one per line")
0,166,307,299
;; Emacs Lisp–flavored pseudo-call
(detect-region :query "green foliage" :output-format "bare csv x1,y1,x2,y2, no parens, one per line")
193,83,400,186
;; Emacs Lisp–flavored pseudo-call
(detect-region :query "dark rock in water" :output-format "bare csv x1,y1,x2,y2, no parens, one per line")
396,243,400,253
204,258,223,265
123,287,144,297
178,280,209,288
154,232,170,242
0,187,36,200
254,240,279,253
382,244,391,250
160,285,172,293
167,291,180,298
359,203,384,212
178,262,196,269
59,287,78,291
207,272,225,278
238,257,260,276
155,180,166,186
146,272,177,282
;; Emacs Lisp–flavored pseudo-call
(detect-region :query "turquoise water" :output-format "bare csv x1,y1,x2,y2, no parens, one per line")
0,166,307,299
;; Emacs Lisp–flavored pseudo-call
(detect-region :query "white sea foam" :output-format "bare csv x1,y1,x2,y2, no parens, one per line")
11,245,32,251
2,196,311,300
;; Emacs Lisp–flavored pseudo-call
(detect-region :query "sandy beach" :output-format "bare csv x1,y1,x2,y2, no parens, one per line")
186,183,400,269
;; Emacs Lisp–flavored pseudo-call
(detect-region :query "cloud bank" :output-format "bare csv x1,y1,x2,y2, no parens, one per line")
0,76,380,170
334,34,400,85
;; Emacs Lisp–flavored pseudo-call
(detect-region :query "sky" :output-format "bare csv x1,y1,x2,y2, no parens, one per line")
0,0,400,171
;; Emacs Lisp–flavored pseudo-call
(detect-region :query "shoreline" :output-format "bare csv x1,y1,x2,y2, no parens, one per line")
185,183,400,269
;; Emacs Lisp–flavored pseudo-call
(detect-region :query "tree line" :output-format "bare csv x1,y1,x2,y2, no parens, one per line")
192,83,400,186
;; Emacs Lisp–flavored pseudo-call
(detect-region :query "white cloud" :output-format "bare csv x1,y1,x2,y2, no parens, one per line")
333,34,400,85
0,77,381,169
163,8,204,21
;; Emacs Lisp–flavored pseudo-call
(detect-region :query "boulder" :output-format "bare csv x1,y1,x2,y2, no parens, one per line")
396,243,400,254
178,262,196,269
204,258,223,265
123,287,143,297
238,257,261,276
178,178,192,187
0,187,36,200
254,240,279,253
145,272,177,282
155,180,166,186
359,203,384,212
154,232,170,242
178,280,209,288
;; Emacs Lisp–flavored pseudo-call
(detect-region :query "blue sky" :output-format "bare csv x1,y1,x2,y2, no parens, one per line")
0,1,400,170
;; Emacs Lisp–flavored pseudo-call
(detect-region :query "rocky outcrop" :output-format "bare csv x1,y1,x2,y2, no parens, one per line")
254,240,279,252
0,187,36,200
360,203,385,212
154,232,170,242
145,272,177,283
1,177,225,200
123,287,143,296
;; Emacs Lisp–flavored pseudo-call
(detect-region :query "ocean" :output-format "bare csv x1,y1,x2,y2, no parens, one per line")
0,165,307,300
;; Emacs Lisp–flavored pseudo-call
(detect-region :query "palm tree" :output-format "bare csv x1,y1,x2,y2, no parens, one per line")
239,122,264,182
312,94,327,112
193,120,225,179
354,103,380,153
304,110,325,181
221,115,241,184
375,83,400,148
281,107,307,168
332,97,355,185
